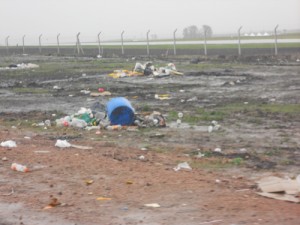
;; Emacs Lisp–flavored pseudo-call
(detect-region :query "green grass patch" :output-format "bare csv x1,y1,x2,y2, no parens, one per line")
168,103,300,125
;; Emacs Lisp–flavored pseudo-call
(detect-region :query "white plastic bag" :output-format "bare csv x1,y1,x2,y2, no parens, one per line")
55,140,71,148
1,140,17,148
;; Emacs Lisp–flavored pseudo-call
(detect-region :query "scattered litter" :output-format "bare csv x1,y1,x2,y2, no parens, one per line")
1,140,17,148
85,180,94,185
11,163,29,172
178,112,183,118
150,133,165,138
96,197,112,201
195,152,205,158
98,88,105,92
55,140,93,150
187,96,198,102
214,148,222,152
141,147,148,151
256,175,300,203
173,162,192,171
239,148,247,153
215,179,221,183
53,85,61,90
134,111,166,128
106,125,122,131
90,91,112,97
80,90,91,95
208,121,221,133
144,203,161,208
0,63,39,70
109,62,183,79
34,151,50,154
154,94,171,100
126,181,133,185
43,197,61,210
55,140,71,148
1,188,14,196
139,155,145,160
2,157,8,161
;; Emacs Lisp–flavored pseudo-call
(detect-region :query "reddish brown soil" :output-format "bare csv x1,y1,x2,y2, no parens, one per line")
0,127,299,225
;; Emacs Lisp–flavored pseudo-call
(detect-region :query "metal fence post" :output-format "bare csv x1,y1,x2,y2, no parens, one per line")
39,34,42,54
57,33,60,55
97,32,102,56
146,30,150,56
5,36,9,54
203,28,207,56
274,24,279,56
22,35,26,54
173,29,177,55
238,26,242,56
121,31,125,55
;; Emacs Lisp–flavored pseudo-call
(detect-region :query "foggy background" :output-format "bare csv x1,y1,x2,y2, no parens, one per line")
1,0,300,45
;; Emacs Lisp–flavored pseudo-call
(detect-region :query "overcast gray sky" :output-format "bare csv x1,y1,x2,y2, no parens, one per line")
1,0,299,45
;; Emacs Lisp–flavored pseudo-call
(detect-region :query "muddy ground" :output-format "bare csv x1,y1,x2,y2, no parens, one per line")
0,55,300,225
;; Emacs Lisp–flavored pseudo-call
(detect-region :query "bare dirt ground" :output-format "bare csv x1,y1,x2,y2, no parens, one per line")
0,55,300,225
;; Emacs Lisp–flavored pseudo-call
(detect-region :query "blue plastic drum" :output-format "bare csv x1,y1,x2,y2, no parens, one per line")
107,97,135,125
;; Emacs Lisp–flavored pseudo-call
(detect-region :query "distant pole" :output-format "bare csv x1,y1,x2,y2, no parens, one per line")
203,28,207,56
146,30,150,56
22,35,26,54
274,24,279,56
76,32,81,55
57,33,60,55
5,36,10,54
238,26,242,56
121,31,125,55
39,34,42,54
173,29,177,55
97,32,102,56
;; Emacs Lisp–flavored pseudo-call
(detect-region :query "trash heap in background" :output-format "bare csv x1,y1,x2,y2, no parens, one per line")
109,62,183,79
55,97,166,130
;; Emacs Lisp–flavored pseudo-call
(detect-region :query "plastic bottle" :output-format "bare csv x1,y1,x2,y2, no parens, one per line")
106,125,122,131
70,118,87,128
11,163,29,172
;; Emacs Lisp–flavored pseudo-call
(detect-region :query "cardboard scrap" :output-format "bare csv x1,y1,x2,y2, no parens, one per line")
257,192,299,203
257,175,300,203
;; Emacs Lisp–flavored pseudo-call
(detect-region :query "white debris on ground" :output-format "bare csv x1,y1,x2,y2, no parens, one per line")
0,63,39,70
0,140,17,148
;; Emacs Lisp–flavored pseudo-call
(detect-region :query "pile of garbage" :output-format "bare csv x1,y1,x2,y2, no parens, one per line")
55,98,166,130
109,62,183,79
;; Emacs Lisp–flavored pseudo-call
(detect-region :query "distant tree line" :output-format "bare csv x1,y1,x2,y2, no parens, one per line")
182,25,213,39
